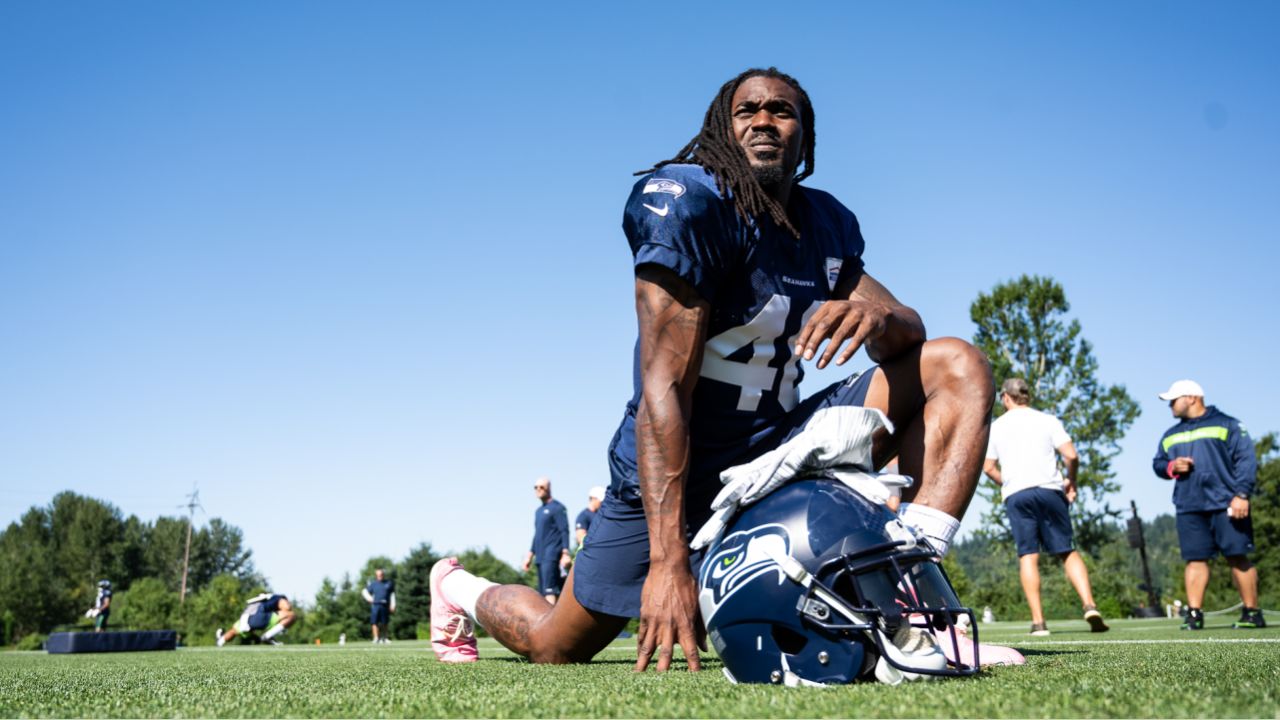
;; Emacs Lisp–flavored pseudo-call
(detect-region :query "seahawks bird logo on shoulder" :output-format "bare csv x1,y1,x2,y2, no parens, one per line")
699,523,790,624
643,178,686,199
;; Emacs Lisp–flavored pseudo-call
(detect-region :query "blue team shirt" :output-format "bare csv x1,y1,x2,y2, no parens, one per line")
1152,406,1256,513
530,499,570,565
575,508,595,534
365,578,394,605
607,164,867,512
95,587,112,611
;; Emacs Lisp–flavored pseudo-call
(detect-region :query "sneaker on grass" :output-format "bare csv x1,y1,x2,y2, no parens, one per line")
1029,622,1050,636
430,557,479,663
1232,608,1266,629
1083,605,1109,632
1181,608,1204,630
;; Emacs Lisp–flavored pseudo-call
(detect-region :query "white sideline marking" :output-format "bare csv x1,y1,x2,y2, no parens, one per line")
1014,637,1280,646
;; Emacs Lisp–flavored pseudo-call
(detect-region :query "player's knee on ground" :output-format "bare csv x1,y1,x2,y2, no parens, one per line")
526,635,589,664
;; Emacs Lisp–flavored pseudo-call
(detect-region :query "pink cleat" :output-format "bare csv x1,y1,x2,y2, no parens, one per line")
940,625,1026,667
430,558,478,663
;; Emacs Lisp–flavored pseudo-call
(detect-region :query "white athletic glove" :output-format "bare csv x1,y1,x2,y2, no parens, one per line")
691,406,910,551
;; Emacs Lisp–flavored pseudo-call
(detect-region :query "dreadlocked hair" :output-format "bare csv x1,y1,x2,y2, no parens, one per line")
637,67,815,239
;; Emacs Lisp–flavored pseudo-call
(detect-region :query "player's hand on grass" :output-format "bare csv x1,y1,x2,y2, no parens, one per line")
796,300,891,369
635,564,706,673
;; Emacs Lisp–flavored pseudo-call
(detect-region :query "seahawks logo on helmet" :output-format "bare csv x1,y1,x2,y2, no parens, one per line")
699,523,790,624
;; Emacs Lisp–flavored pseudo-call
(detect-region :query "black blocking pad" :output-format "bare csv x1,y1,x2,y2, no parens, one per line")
45,630,178,654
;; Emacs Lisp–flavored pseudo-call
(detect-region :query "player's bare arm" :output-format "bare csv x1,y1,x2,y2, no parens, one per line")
796,271,926,369
1058,441,1079,503
634,264,709,673
983,458,1003,486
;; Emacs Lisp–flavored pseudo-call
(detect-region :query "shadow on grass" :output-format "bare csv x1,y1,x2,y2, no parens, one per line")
487,656,657,666
1010,648,1084,657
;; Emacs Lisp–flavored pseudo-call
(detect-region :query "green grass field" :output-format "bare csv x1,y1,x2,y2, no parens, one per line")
2,617,1277,718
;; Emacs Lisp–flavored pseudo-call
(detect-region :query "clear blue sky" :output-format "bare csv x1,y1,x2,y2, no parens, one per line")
2,2,1277,602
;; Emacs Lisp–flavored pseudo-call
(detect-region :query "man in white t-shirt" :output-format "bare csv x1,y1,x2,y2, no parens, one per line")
984,378,1108,636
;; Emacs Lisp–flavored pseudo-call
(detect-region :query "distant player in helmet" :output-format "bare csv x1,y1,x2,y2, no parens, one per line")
216,593,295,646
85,580,112,632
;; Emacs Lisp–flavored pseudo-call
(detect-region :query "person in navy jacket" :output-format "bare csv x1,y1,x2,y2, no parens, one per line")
1152,379,1263,629
521,477,571,604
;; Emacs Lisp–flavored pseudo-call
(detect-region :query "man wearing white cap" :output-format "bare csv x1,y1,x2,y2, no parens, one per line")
575,487,607,551
1152,380,1263,630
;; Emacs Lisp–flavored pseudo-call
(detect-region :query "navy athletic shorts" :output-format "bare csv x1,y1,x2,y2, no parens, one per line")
536,561,565,596
1176,510,1254,561
573,370,877,618
370,604,389,625
246,608,273,631
1005,487,1075,557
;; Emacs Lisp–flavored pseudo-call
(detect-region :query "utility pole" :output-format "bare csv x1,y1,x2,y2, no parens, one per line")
179,486,203,605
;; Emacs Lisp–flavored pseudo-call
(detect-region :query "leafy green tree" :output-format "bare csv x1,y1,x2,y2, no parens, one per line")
0,491,262,642
971,275,1141,554
0,508,68,637
390,544,438,640
144,516,261,596
1249,433,1279,609
115,577,179,630
455,547,525,587
182,574,254,646
294,577,359,644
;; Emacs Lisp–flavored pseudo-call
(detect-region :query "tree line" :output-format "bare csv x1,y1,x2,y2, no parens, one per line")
0,491,262,645
4,275,1274,645
0,491,533,647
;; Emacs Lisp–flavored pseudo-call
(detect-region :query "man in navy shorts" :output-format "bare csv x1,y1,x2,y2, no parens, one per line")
362,568,396,643
1152,380,1263,630
984,378,1108,635
521,477,571,604
426,68,996,670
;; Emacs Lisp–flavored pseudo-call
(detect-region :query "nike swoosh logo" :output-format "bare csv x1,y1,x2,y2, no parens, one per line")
642,202,669,217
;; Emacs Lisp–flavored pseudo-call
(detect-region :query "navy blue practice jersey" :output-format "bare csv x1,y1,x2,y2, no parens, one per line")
607,164,867,513
530,499,570,564
365,579,394,605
